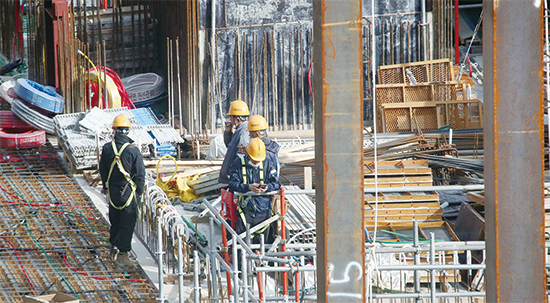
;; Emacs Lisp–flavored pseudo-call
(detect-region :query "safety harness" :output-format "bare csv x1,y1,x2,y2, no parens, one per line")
238,157,270,236
106,141,137,210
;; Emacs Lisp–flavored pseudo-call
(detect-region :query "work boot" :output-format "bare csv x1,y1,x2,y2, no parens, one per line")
117,252,137,267
109,246,119,261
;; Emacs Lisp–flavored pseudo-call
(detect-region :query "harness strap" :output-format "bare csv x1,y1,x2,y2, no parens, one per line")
237,158,268,236
106,141,137,210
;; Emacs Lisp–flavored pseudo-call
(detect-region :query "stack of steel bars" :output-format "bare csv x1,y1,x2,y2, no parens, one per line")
54,107,183,170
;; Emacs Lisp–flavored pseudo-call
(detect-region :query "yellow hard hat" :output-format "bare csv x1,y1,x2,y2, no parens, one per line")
226,100,250,116
247,138,266,162
112,114,131,129
248,115,268,131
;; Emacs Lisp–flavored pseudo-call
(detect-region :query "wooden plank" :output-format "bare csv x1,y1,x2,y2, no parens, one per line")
365,192,439,203
376,81,461,88
160,167,221,182
143,159,223,167
378,58,451,70
466,191,485,205
381,99,482,109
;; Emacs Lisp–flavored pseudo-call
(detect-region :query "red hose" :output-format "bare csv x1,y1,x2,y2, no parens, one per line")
0,128,46,149
0,111,31,128
466,55,473,78
2,236,37,294
62,252,147,283
87,66,136,109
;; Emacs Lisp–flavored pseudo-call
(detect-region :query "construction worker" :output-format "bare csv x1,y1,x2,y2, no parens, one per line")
228,138,281,243
99,114,145,267
248,114,280,166
219,100,250,184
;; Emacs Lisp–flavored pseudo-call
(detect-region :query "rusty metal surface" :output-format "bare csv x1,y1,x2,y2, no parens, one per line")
313,0,365,302
483,0,546,301
0,147,157,302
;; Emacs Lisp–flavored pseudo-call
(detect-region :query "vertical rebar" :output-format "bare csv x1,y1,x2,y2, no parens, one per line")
157,212,165,302
430,233,436,303
413,220,420,303
167,37,172,128
194,250,200,303
242,248,248,303
282,30,287,130
210,217,219,303
232,237,239,303
300,29,305,129
271,31,278,131
178,236,184,303
177,37,183,135
103,40,108,108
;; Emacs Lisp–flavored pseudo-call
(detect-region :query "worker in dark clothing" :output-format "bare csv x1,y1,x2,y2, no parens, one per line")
248,115,280,173
99,114,145,267
228,138,281,243
219,100,250,184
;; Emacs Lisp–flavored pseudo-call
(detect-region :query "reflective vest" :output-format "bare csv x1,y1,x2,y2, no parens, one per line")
238,157,270,236
106,141,137,210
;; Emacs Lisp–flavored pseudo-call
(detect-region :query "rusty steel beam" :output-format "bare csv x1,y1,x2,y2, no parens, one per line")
313,0,365,302
483,0,546,302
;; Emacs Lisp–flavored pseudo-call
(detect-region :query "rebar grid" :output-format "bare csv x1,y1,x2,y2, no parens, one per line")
0,147,157,302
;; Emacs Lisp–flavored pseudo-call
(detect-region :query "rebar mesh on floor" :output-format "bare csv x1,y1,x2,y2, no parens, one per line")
0,146,158,302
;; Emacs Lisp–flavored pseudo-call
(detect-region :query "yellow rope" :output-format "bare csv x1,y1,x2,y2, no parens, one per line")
156,155,178,191
76,49,103,108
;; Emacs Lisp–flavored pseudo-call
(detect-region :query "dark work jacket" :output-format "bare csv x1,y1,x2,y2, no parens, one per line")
219,121,249,184
99,135,145,207
262,135,280,163
228,155,281,216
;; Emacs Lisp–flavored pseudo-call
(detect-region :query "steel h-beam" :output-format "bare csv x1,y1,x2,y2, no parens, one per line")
313,0,365,302
483,0,546,302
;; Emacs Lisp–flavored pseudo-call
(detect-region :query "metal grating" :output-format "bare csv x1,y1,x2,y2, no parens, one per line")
429,61,452,82
378,59,452,84
384,108,411,132
412,108,439,131
438,103,483,129
404,65,428,84
404,86,432,102
0,147,157,302
376,86,403,103
379,67,404,84
432,83,457,101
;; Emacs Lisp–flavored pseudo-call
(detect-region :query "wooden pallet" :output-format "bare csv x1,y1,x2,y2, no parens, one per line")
380,99,483,132
364,160,432,175
378,59,453,85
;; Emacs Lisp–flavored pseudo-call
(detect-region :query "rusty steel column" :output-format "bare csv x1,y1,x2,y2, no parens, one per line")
313,0,365,302
483,0,546,302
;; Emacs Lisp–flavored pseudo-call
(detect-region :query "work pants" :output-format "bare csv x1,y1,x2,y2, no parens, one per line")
234,209,275,244
109,197,138,253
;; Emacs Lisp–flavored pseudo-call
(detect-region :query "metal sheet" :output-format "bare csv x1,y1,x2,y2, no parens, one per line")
483,0,546,301
313,0,364,302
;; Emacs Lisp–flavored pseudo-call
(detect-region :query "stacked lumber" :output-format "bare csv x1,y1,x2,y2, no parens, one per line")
365,160,463,283
188,172,225,195
364,160,443,229
376,59,483,132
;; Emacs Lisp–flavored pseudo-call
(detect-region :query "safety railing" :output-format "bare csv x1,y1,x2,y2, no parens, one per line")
135,177,191,303
139,178,550,302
